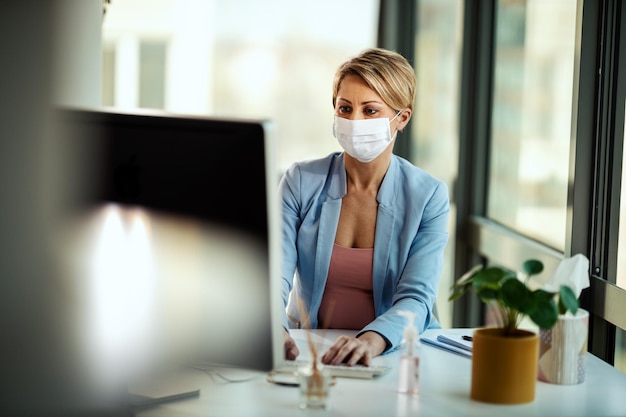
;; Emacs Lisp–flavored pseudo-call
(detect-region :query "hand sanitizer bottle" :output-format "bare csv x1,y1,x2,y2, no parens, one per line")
397,310,420,395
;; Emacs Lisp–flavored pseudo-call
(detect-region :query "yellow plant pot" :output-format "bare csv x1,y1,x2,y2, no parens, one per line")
470,328,539,404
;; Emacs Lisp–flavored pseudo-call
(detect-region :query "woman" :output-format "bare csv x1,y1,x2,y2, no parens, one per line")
280,48,450,366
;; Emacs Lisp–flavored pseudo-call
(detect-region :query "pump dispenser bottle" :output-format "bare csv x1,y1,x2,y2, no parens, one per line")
397,310,420,395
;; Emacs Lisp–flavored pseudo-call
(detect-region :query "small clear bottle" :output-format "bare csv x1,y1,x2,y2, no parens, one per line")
397,310,420,395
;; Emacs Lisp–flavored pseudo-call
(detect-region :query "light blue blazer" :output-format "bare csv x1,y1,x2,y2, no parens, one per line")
279,152,450,353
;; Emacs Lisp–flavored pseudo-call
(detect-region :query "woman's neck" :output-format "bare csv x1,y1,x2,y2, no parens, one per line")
343,153,391,192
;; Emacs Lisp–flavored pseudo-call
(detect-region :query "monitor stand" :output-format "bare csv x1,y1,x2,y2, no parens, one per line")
126,372,200,410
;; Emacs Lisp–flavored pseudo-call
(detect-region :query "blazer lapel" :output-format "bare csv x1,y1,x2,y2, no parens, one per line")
310,156,345,317
372,157,398,313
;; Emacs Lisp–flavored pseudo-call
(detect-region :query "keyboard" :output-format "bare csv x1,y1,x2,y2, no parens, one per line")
277,360,391,379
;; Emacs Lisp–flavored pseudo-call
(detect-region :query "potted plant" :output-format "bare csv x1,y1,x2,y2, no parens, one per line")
449,259,580,404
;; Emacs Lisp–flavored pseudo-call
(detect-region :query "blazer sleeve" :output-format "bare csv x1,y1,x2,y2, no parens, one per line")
277,163,302,330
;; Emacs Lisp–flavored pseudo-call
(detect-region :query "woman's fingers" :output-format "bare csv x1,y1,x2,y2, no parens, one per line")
284,332,300,360
321,336,372,366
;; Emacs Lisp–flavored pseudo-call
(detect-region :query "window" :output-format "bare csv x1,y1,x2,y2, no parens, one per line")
101,0,380,174
488,0,577,251
412,0,464,328
102,42,115,107
138,40,166,109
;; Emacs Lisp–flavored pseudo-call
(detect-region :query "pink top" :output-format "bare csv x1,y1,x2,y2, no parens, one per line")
318,243,375,330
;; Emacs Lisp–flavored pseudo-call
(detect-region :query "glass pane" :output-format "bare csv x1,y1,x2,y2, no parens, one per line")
101,0,379,174
488,0,577,250
102,42,115,107
139,40,166,109
412,0,464,328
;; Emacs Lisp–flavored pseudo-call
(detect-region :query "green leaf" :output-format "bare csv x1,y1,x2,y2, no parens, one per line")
529,295,558,329
472,267,512,289
522,259,544,277
534,289,557,301
448,279,473,302
477,287,499,302
500,279,533,312
558,285,579,315
448,288,467,302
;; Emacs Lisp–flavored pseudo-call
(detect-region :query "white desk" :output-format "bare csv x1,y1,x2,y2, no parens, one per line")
135,328,626,416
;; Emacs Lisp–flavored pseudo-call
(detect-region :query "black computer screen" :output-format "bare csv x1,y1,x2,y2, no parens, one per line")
57,108,282,379
64,108,269,240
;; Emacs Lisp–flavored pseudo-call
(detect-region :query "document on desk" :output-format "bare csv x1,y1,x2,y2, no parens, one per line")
420,332,472,358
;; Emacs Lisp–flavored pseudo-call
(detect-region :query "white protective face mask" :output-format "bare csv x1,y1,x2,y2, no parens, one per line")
332,112,401,163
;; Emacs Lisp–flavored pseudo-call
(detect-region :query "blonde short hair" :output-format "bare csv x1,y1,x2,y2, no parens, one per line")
332,48,416,112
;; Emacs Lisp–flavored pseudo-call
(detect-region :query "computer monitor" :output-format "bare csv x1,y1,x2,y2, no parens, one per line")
57,107,283,386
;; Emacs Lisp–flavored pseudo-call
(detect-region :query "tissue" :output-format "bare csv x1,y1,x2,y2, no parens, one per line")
543,253,590,298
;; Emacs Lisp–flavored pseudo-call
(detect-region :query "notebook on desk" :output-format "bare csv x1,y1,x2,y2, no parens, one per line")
420,331,473,358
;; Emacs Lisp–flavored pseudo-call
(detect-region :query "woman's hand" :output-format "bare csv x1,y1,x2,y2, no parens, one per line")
284,329,299,360
321,331,387,366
